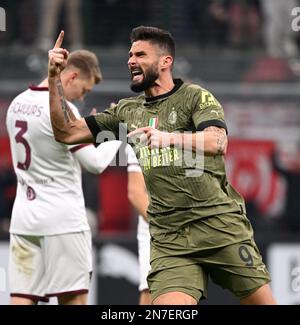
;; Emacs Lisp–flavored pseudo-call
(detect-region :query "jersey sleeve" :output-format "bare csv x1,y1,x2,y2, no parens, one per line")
85,103,121,142
72,141,121,174
192,88,228,133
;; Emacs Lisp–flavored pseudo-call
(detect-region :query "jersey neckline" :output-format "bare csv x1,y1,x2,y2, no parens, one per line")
145,78,183,103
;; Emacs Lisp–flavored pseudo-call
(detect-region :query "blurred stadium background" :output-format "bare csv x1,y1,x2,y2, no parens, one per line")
0,0,300,305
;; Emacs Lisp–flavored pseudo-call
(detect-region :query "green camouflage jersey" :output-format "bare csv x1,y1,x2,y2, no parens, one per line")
85,79,246,234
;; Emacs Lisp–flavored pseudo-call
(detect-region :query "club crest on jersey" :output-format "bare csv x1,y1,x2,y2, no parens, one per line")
168,108,177,125
26,186,36,201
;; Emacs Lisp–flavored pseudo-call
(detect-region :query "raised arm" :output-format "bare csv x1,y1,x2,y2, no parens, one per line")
48,31,94,144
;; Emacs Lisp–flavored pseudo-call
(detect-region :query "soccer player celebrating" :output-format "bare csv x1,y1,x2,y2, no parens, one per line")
48,27,277,305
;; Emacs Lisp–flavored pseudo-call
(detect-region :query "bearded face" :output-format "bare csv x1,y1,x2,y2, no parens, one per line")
130,63,159,93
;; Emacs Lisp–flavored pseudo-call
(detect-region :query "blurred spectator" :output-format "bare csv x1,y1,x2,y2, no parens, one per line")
144,0,192,44
189,0,230,49
271,147,300,231
0,0,37,48
89,0,148,46
189,0,263,50
0,156,16,235
36,0,83,52
228,0,261,49
189,0,262,50
261,0,298,58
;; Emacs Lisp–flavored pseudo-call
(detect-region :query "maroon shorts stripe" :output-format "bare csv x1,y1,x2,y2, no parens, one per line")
46,289,88,298
11,293,49,303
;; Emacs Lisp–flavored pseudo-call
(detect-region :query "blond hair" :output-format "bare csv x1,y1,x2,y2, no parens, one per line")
66,50,102,84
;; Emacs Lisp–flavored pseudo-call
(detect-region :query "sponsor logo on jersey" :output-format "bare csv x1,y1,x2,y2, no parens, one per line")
138,146,180,171
199,90,220,110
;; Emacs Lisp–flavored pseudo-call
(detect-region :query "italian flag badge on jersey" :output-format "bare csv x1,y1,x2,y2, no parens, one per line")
149,117,158,129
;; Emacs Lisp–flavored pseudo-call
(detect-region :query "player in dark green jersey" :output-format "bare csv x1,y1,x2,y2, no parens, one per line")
48,27,277,305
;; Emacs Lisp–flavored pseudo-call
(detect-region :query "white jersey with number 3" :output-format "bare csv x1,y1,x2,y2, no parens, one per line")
6,86,90,236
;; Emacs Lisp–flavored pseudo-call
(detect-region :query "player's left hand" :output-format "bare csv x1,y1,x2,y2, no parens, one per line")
128,127,175,149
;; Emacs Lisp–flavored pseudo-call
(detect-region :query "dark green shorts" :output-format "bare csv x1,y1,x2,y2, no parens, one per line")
148,213,271,302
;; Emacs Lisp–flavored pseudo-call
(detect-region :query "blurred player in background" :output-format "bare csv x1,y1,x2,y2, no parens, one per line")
36,0,83,52
6,49,121,305
127,146,151,305
48,27,277,305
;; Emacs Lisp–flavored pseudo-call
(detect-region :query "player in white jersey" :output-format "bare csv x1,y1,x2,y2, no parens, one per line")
6,50,121,305
126,146,152,305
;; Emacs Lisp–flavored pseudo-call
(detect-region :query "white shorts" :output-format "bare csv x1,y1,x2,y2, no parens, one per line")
9,231,92,302
137,215,151,292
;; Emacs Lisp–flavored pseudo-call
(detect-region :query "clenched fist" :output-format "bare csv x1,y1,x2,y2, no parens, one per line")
48,31,69,78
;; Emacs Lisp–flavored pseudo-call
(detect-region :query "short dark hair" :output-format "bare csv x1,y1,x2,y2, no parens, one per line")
130,26,175,59
66,50,102,84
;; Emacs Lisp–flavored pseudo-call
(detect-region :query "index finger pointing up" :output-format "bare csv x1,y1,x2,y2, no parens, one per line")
54,30,64,49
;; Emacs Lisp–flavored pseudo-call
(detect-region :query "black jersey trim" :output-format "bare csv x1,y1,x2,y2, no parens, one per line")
145,79,184,103
85,116,102,140
196,119,228,134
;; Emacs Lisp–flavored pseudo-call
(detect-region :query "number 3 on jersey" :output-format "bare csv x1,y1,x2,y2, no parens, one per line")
15,120,31,170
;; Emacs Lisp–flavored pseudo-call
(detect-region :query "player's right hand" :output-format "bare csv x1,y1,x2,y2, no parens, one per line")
48,31,69,78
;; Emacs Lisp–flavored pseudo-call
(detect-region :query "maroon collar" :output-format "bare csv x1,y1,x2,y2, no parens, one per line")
29,85,49,91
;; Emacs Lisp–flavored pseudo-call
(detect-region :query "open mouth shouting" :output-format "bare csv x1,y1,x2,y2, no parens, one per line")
131,68,144,83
